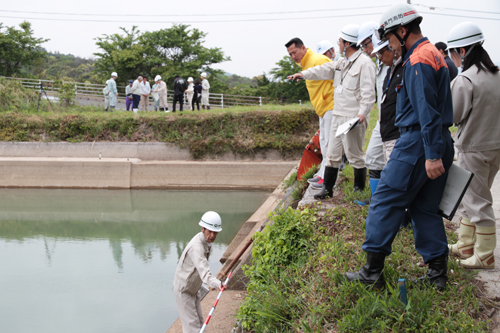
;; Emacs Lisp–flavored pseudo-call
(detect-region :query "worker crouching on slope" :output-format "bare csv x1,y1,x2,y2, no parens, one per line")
173,211,224,333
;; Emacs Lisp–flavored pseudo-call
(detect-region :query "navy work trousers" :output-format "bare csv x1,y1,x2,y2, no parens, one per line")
132,94,141,109
362,128,455,263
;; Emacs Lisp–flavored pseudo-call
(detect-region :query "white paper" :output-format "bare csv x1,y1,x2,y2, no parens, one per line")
335,117,360,137
439,164,474,220
152,91,159,101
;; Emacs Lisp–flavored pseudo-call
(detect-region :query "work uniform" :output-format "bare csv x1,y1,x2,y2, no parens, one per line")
379,58,404,162
201,79,210,106
173,232,220,333
140,80,151,111
452,64,500,227
103,80,110,111
130,80,143,110
186,83,194,110
365,60,388,171
125,84,133,111
156,81,168,110
107,79,117,108
296,48,334,180
302,49,376,169
362,38,454,263
173,77,188,112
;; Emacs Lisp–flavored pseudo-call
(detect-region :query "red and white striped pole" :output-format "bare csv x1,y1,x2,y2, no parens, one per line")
199,271,233,333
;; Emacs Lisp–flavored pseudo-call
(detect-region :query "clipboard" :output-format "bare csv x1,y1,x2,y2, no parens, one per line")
335,117,360,137
438,164,474,220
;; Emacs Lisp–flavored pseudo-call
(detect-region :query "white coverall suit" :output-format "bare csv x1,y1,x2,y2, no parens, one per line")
107,79,117,107
201,79,210,106
173,232,220,333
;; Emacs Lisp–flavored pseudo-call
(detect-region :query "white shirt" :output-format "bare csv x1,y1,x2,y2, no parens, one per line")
141,81,151,95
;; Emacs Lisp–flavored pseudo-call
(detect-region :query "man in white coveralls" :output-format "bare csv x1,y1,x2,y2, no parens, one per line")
173,211,224,333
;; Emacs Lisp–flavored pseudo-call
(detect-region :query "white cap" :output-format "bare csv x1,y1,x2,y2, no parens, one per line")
201,72,207,78
111,72,118,77
371,33,390,55
188,77,193,82
199,211,222,232
447,22,485,49
339,24,360,44
154,75,161,82
357,21,378,46
316,40,334,55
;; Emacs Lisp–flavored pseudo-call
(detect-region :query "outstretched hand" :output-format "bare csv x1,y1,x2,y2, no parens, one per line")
287,73,304,81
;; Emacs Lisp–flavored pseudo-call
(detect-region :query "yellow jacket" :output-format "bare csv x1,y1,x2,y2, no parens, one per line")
298,48,334,117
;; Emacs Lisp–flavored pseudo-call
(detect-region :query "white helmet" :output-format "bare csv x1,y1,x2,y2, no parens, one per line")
447,22,484,49
357,21,378,46
111,72,118,77
316,40,334,55
376,3,422,40
199,211,222,232
187,77,194,82
371,32,390,55
201,72,207,78
339,24,359,44
154,75,161,82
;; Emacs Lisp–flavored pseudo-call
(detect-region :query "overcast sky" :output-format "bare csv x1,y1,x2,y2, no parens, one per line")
1,0,499,78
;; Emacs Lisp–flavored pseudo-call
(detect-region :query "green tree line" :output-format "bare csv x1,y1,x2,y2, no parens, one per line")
0,21,308,103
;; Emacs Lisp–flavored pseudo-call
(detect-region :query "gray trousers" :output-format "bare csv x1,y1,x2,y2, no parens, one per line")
365,121,385,171
326,115,367,169
174,289,204,333
458,149,500,227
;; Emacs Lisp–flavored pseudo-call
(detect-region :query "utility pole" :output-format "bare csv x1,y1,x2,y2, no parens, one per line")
407,0,411,3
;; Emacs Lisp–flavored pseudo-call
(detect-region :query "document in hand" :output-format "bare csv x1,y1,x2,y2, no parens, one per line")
438,164,474,220
335,117,360,137
151,91,159,101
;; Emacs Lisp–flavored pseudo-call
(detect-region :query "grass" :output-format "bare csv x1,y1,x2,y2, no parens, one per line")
237,173,497,332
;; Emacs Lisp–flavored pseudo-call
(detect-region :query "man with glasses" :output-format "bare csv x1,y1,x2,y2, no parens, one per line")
288,24,376,199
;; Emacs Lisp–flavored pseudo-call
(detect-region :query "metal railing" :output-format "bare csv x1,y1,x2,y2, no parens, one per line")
3,77,303,108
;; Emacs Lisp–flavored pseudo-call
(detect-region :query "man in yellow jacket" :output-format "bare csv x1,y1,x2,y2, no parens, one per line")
285,38,334,186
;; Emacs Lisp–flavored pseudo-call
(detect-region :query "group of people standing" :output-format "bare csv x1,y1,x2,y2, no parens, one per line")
103,72,211,112
288,2,499,291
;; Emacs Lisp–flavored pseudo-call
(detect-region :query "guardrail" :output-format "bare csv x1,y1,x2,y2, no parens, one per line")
4,77,303,109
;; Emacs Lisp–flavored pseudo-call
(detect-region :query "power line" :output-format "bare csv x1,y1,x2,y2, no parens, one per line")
0,6,388,17
413,4,500,15
422,11,500,21
0,12,385,24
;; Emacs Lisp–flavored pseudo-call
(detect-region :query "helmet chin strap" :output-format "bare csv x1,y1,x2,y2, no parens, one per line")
393,27,410,59
456,42,482,69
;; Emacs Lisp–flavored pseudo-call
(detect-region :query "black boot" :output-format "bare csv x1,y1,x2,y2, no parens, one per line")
418,254,448,291
314,167,338,199
353,167,367,192
345,251,386,288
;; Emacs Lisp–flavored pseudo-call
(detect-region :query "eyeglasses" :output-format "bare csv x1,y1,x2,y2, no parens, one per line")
376,46,389,58
361,40,372,49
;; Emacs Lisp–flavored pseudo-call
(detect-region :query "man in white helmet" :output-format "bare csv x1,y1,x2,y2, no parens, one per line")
153,75,168,112
346,3,455,291
355,22,388,206
288,24,376,198
186,77,194,110
107,72,118,111
316,40,336,61
173,211,224,333
285,37,334,188
200,72,210,110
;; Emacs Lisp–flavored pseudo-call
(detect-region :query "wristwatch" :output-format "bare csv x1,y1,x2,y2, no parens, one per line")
427,158,438,162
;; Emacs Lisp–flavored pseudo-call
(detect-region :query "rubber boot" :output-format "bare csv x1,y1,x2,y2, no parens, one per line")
202,105,205,110
314,167,338,200
448,217,476,259
345,251,386,288
110,106,115,112
418,254,448,291
460,225,496,269
133,108,138,114
207,106,211,110
355,171,380,206
353,167,367,192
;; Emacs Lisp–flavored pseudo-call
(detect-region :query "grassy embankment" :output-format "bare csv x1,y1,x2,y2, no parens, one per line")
237,106,495,332
0,77,317,159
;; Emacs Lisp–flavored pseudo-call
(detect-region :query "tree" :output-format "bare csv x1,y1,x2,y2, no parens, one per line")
268,56,309,102
93,24,230,86
0,21,48,77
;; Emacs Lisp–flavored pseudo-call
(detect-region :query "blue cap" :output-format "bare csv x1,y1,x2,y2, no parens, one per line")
129,80,133,83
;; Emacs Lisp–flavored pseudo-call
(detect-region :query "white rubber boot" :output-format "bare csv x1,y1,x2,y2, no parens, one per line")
460,225,496,269
133,108,138,114
448,217,476,259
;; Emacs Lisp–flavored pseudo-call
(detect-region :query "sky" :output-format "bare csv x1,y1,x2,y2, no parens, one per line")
1,0,499,78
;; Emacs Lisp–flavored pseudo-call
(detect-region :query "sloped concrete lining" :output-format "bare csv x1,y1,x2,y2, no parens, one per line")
0,157,297,189
0,157,136,189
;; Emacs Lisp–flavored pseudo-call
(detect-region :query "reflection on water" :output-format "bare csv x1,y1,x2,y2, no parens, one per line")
0,188,269,333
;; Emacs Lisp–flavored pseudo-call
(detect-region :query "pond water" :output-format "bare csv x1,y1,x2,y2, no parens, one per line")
0,188,270,333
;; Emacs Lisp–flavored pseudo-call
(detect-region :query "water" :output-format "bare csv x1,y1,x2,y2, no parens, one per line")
0,188,270,333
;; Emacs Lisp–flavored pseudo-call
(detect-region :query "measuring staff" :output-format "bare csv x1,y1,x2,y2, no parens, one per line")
173,211,224,333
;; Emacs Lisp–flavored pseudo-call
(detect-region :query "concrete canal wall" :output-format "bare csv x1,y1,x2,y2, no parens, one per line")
0,142,298,190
